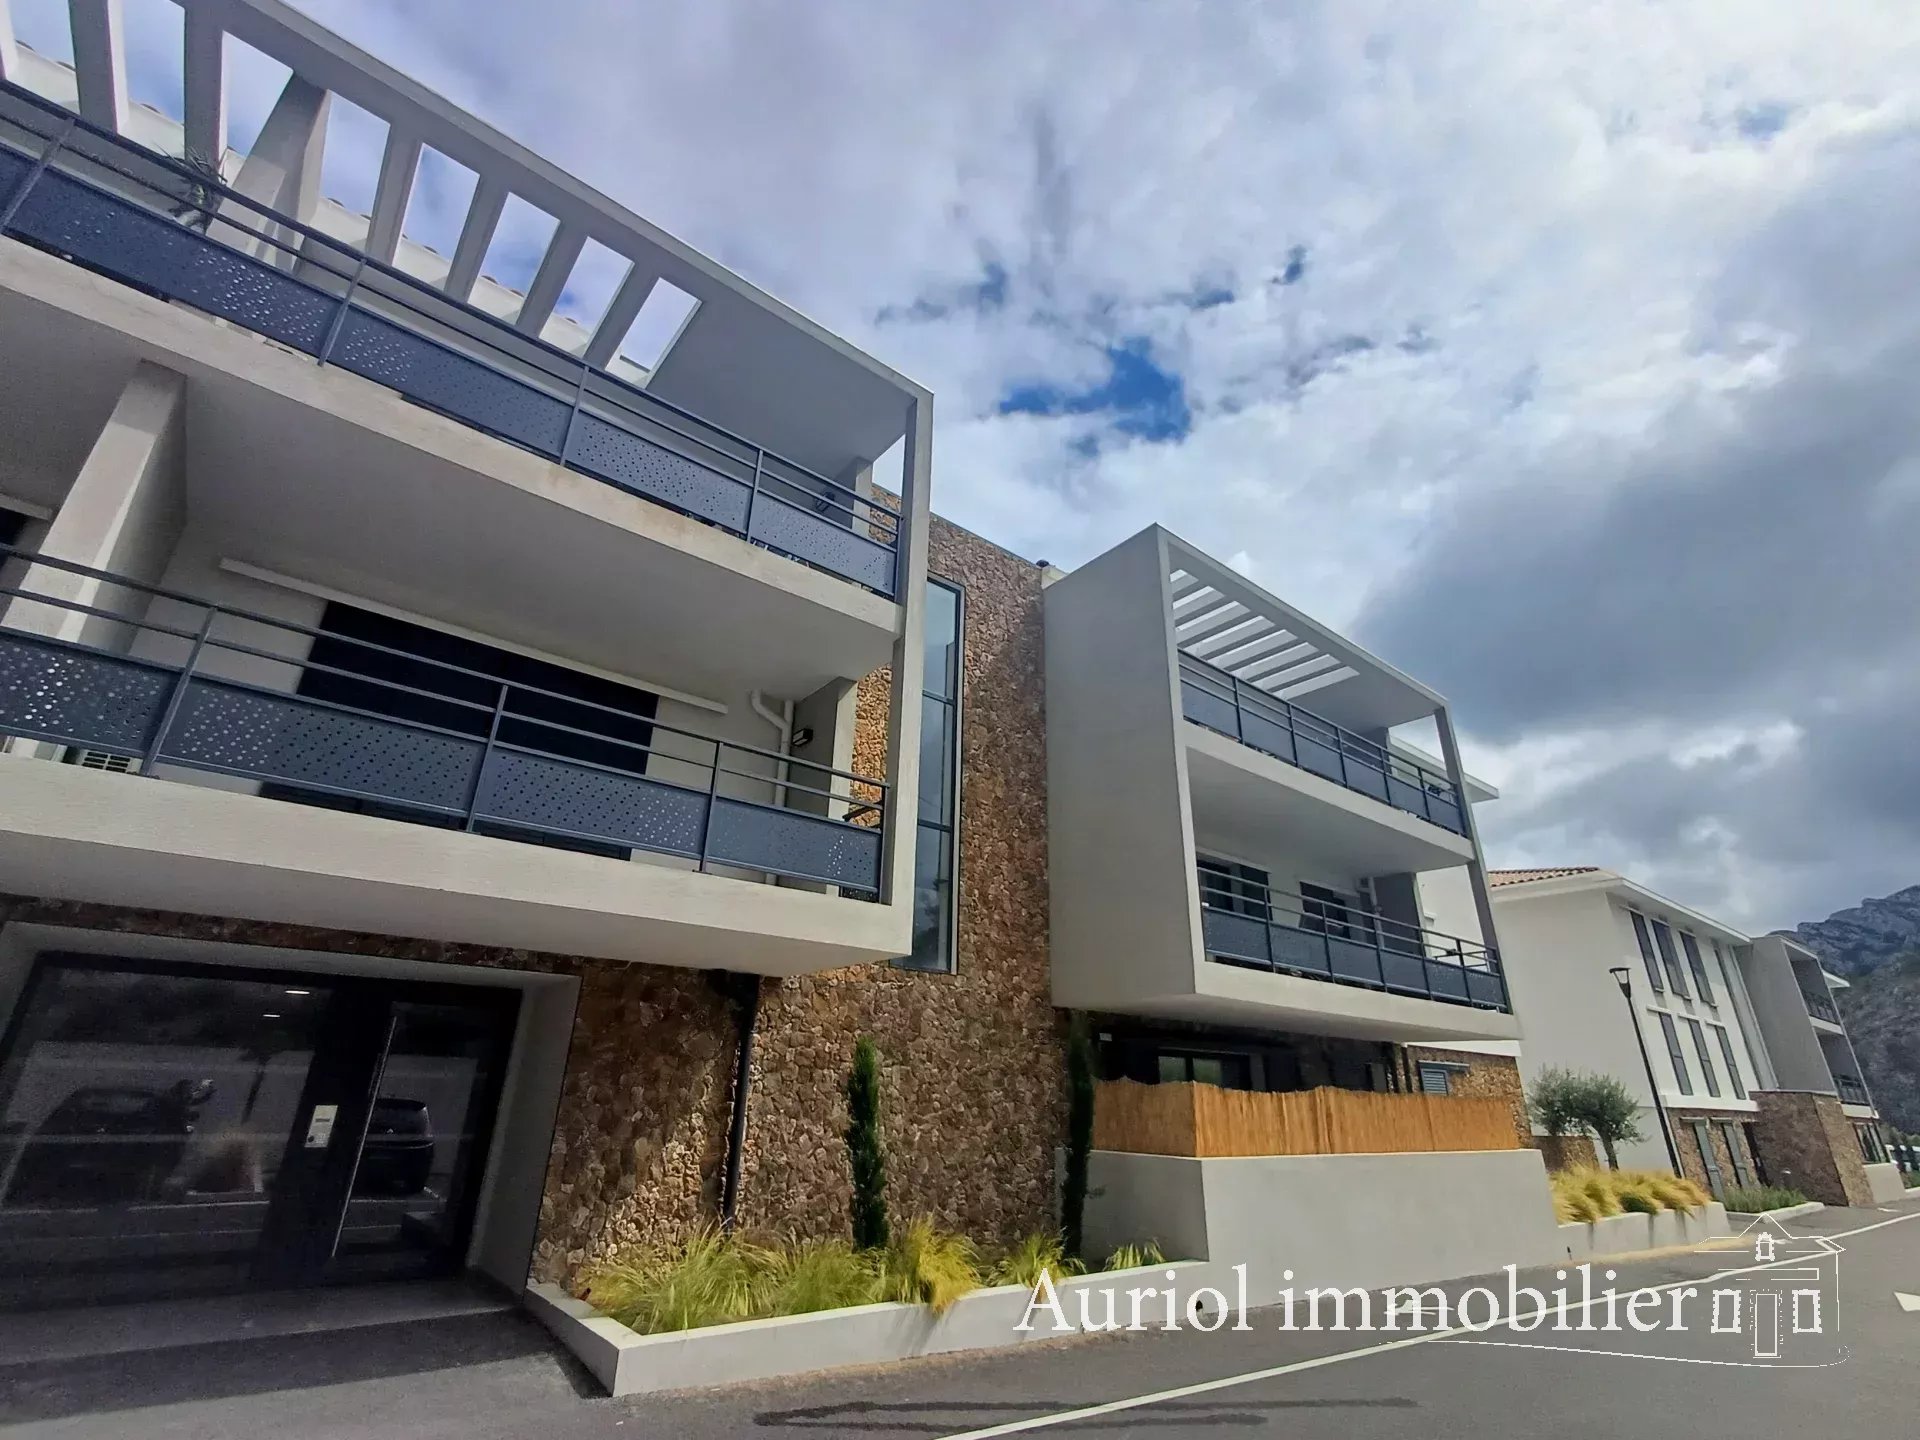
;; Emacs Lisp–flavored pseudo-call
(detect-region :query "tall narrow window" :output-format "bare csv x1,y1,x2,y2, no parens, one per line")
1630,912,1664,993
1681,933,1715,1004
1713,1025,1747,1099
1659,1012,1693,1094
1651,919,1690,997
1685,1017,1720,1097
898,579,962,973
1197,855,1271,920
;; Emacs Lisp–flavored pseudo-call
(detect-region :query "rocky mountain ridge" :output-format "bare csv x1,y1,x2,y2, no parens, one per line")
1784,884,1920,1134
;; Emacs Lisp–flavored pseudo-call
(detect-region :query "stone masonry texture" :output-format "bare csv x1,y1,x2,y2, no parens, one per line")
1405,1046,1529,1145
1748,1090,1874,1206
1666,1106,1761,1197
0,514,1064,1286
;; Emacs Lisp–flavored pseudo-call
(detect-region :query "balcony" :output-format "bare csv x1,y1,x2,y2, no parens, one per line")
1835,1075,1872,1107
1179,655,1465,835
0,547,901,973
0,82,901,599
1802,989,1843,1026
1199,880,1508,1014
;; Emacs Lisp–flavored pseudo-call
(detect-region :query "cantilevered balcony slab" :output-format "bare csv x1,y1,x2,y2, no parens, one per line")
1184,723,1476,877
0,756,907,975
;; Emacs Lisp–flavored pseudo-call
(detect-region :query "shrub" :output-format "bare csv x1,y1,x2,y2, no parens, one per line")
1062,1017,1096,1260
751,1239,879,1317
581,1225,758,1334
1616,1183,1662,1215
1529,1070,1648,1168
1551,1166,1715,1224
879,1217,980,1313
1102,1239,1167,1272
989,1230,1084,1288
1723,1183,1810,1213
1575,1168,1624,1217
845,1037,889,1250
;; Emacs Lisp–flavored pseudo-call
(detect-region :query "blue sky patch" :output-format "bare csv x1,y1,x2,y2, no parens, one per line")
999,336,1193,442
1736,102,1792,141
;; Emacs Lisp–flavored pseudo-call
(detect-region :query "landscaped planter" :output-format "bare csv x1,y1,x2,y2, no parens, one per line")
1555,1202,1729,1262
527,1261,1228,1396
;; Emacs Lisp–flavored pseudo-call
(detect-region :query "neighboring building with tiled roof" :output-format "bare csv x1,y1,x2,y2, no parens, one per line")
1487,866,1602,888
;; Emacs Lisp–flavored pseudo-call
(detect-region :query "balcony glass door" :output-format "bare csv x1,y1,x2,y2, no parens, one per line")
0,956,515,1308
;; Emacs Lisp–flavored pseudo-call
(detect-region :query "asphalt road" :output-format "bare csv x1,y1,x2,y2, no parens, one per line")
4,1199,1917,1439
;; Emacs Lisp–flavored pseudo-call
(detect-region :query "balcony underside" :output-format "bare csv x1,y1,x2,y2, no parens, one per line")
1184,723,1476,876
1094,971,1522,1045
0,239,896,700
0,757,907,976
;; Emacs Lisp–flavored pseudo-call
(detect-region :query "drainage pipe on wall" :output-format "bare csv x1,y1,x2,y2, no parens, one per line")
748,690,794,809
719,973,763,1233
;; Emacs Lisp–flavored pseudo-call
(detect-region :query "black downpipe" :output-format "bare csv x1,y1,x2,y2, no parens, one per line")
719,973,763,1233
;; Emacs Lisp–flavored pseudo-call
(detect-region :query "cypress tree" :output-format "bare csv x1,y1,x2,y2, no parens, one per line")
845,1035,890,1249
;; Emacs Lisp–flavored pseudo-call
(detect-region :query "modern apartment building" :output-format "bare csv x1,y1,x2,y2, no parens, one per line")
1045,525,1522,1108
0,0,1078,1315
1488,868,1904,1206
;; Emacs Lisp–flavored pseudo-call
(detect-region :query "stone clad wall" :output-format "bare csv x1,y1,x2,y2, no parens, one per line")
1404,1046,1529,1144
0,515,1066,1285
1749,1090,1874,1206
1666,1107,1760,1196
740,514,1062,1248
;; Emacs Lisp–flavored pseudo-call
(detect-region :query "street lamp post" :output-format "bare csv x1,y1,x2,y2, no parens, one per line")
1609,965,1684,1174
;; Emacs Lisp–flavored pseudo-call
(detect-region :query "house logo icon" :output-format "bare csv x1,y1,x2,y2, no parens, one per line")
1717,1214,1846,1365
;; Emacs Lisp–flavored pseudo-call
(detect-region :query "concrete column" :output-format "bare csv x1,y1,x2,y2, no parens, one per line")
780,676,861,896
5,362,187,650
217,73,331,265
838,457,874,539
878,394,932,920
1433,703,1501,960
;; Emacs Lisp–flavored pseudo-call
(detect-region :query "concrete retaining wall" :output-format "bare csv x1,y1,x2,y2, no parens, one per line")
1865,1162,1908,1205
1555,1203,1730,1262
1082,1148,1563,1296
526,1263,1234,1397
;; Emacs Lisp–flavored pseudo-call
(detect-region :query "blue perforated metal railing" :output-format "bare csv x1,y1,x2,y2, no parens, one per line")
1178,653,1466,835
1199,875,1508,1012
0,545,888,895
0,81,901,598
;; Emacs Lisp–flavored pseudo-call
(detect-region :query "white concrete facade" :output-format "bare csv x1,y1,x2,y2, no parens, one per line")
1044,525,1515,1044
0,1,935,976
1490,871,1882,1171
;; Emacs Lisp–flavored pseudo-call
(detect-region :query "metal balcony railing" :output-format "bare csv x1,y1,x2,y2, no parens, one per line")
1802,989,1842,1024
0,82,901,598
1178,655,1466,835
1835,1075,1871,1107
0,546,887,895
1198,877,1508,1013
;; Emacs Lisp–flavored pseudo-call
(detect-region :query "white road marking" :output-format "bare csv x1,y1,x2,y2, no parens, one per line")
1896,1291,1920,1313
936,1211,1920,1439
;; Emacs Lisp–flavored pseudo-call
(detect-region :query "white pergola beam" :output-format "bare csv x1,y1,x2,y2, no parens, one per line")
515,222,585,336
365,128,422,263
1237,641,1317,682
1255,653,1343,692
0,0,21,84
182,4,227,167
582,263,651,367
1209,627,1298,669
70,0,129,133
444,173,507,302
1276,666,1359,703
1176,600,1248,639
1187,616,1270,659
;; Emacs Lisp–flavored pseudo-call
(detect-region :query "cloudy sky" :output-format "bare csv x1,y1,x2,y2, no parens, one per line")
17,0,1919,933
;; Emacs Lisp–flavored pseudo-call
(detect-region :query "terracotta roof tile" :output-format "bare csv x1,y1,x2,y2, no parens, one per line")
1487,866,1603,888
